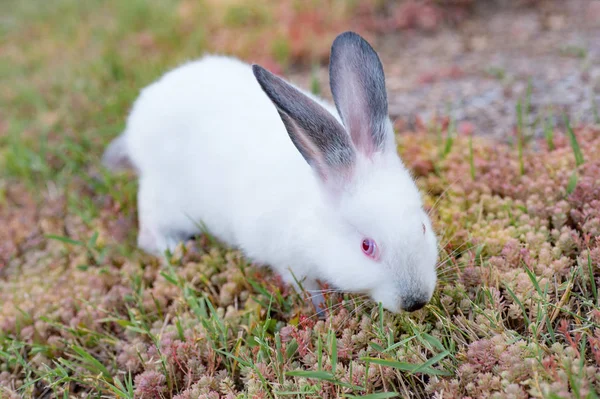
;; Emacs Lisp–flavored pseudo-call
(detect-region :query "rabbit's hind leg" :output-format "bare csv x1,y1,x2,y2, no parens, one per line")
136,179,185,256
137,223,182,256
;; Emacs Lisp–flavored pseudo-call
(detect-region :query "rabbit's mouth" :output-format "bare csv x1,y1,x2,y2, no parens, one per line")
368,282,434,314
399,294,429,312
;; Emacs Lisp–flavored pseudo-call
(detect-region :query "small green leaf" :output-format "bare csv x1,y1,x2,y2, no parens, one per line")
413,350,450,373
566,171,578,195
420,333,446,353
544,115,555,150
345,393,400,399
588,252,598,304
125,326,149,335
160,271,179,285
369,342,385,352
310,64,321,95
360,357,452,376
285,340,298,359
564,115,584,166
88,231,99,247
516,99,525,175
45,234,84,246
69,345,112,380
382,336,415,353
469,135,475,180
330,330,338,374
317,335,322,370
285,370,335,381
442,132,454,158
504,285,530,328
175,318,185,341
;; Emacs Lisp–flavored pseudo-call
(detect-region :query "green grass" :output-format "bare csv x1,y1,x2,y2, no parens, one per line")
2,1,600,398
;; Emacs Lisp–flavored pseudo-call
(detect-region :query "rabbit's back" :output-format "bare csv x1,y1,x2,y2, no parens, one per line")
126,55,299,179
123,55,328,249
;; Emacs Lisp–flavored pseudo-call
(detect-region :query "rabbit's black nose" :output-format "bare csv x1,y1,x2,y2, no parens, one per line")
402,297,428,312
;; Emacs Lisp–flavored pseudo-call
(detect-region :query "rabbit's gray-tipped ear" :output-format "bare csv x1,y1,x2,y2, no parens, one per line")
329,31,390,156
252,64,356,184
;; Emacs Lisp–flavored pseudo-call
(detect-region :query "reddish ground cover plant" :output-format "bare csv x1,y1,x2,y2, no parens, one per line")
1,0,598,397
1,123,599,397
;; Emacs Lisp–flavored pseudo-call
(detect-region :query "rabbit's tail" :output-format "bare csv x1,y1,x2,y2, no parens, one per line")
102,133,134,172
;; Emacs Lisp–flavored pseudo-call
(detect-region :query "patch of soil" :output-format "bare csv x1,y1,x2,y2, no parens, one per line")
289,0,600,140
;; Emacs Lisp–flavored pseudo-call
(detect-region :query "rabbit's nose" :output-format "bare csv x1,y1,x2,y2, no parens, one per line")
400,295,428,312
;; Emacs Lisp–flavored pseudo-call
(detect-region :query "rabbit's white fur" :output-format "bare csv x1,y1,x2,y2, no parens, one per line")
103,32,438,313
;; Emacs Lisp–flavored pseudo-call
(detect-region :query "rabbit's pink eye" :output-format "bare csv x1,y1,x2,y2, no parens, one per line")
362,238,378,259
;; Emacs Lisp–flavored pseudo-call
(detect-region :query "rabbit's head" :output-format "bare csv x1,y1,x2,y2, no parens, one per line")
253,31,438,313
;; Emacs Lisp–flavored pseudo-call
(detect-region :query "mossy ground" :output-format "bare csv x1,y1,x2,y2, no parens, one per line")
1,1,600,398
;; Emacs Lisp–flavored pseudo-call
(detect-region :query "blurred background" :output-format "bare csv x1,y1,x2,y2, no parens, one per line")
1,0,599,182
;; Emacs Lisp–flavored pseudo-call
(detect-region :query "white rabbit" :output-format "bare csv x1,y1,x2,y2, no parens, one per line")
102,31,438,313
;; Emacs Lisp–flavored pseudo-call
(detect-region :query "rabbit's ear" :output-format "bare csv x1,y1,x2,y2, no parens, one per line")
253,64,356,188
329,31,390,157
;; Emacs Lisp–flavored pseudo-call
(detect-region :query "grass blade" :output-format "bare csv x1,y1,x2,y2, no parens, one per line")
516,99,525,175
413,350,450,374
469,135,475,180
588,252,598,304
345,393,399,399
45,235,84,246
68,346,112,381
360,357,452,376
564,115,584,166
504,286,531,329
330,330,338,374
285,370,334,380
566,171,578,195
310,63,321,95
544,115,555,150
